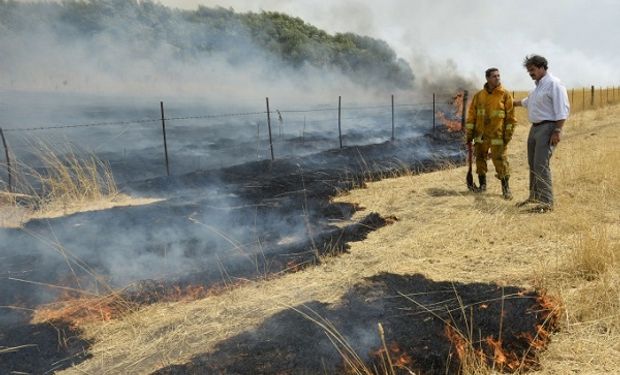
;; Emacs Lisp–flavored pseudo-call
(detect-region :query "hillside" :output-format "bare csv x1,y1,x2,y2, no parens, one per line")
0,0,413,91
33,102,618,374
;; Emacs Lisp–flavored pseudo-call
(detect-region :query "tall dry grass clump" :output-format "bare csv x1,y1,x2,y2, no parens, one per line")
33,143,118,208
1,141,118,221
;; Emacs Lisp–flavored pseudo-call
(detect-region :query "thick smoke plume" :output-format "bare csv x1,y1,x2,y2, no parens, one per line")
0,0,418,109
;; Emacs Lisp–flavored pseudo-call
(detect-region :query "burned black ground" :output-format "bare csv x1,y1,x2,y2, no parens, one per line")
153,273,559,375
0,131,463,373
0,320,92,374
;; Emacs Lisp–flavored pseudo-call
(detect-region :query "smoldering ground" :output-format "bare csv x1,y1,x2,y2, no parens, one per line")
153,273,560,375
0,4,556,374
0,0,466,328
0,130,463,329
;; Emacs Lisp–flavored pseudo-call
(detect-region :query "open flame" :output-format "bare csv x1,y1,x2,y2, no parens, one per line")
444,292,562,373
444,324,473,362
31,281,240,328
485,336,508,367
32,293,131,328
436,90,466,132
372,341,413,369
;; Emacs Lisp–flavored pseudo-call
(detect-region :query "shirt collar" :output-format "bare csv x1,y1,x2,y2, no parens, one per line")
535,72,550,86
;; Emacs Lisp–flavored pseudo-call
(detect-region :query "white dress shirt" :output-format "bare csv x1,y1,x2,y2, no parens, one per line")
522,72,570,123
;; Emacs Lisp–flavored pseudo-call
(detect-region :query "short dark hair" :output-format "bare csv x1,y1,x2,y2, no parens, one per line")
485,67,499,78
523,54,548,70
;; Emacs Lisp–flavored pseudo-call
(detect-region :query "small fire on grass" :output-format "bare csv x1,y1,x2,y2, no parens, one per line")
436,90,466,132
32,293,133,328
32,282,238,328
444,292,562,373
373,341,413,369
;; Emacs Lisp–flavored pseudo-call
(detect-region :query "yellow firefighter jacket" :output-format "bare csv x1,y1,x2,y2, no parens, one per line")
465,84,517,146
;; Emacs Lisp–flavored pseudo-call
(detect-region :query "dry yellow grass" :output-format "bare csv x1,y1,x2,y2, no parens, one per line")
52,102,619,374
0,143,161,227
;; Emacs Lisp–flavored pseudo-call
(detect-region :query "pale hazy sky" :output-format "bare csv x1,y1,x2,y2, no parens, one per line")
159,0,620,90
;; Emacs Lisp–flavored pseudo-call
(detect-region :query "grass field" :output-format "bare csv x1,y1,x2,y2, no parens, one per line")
23,96,620,374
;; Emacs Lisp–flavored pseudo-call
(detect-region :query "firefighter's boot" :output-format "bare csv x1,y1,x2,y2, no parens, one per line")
501,177,513,200
478,174,487,192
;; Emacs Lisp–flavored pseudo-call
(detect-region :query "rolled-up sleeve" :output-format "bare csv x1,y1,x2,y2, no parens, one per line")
551,82,570,120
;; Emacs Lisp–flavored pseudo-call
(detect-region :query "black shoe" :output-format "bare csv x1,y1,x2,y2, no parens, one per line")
478,175,487,193
501,177,512,200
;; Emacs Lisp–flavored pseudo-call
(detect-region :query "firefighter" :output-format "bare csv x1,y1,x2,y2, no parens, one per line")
465,68,517,199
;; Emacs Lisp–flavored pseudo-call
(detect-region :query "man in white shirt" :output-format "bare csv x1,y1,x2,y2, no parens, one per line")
514,55,570,212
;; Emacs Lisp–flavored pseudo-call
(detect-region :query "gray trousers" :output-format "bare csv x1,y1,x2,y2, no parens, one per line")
527,123,556,205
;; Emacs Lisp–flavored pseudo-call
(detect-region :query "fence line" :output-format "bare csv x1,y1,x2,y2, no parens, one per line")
1,87,617,191
1,103,436,133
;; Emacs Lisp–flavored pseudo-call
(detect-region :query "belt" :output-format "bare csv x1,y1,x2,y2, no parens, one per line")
532,120,556,126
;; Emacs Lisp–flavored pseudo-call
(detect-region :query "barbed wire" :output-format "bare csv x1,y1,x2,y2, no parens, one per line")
1,111,267,132
3,118,161,132
1,99,448,133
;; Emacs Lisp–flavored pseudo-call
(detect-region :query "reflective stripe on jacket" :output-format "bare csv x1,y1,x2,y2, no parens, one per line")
465,84,517,144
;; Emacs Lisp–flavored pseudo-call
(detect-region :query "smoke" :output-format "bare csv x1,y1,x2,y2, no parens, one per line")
1,0,416,112
165,0,620,90
0,1,461,327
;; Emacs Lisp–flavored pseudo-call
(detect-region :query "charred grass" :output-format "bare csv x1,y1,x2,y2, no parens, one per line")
4,103,619,374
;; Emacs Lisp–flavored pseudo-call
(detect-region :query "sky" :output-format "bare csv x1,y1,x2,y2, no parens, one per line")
159,0,620,90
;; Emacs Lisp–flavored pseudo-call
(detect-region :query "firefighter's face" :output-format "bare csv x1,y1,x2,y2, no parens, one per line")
526,65,546,81
486,70,501,89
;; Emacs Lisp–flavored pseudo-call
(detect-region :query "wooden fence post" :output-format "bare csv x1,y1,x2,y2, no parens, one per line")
160,101,170,176
338,96,342,149
391,94,395,141
0,127,12,192
265,97,274,161
606,87,609,104
432,93,436,132
591,85,595,106
582,87,585,111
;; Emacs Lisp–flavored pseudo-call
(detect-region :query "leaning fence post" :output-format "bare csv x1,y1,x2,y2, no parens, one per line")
0,127,12,192
160,101,170,176
391,94,395,141
265,97,274,161
338,96,342,149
